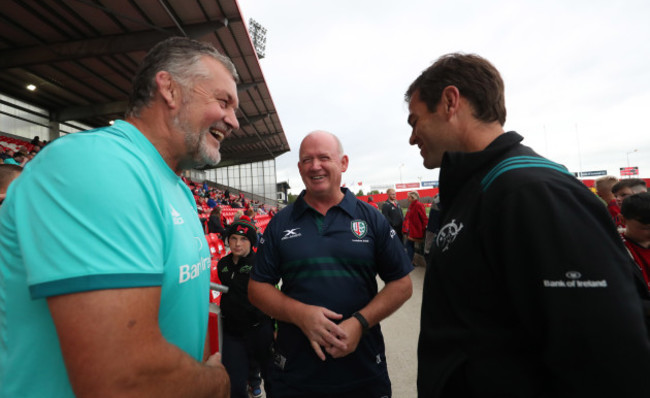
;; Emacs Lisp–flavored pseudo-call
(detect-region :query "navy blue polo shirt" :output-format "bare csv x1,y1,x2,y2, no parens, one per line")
252,188,412,393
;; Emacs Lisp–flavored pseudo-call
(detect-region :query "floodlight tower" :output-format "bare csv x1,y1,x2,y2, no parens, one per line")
249,18,267,59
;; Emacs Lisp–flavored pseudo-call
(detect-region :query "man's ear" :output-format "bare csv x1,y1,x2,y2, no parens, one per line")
341,154,349,173
440,85,461,119
155,71,181,109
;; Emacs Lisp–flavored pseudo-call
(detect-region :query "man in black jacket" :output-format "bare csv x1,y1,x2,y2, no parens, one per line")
406,53,650,397
382,188,404,243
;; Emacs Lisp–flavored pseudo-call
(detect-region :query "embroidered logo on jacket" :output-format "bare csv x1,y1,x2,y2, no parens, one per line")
436,219,464,252
281,228,302,240
351,220,368,238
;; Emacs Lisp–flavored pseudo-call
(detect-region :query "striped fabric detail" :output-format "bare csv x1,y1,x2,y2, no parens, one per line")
481,156,572,192
283,257,375,280
30,273,163,299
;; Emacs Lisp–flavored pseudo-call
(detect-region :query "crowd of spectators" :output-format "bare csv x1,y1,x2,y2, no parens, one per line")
0,135,46,167
181,177,278,245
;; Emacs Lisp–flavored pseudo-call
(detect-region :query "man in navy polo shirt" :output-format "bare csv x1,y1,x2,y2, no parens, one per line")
249,131,413,397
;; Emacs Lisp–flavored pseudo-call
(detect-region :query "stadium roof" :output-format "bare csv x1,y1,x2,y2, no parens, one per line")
0,0,289,168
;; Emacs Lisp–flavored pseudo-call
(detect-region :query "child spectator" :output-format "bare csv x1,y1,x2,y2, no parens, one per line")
613,179,648,230
621,193,650,290
217,220,273,398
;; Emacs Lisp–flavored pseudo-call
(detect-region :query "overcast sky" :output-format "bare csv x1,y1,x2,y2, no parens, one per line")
237,0,650,194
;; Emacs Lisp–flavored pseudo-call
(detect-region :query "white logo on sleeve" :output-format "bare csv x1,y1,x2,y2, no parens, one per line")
281,228,302,240
170,205,185,225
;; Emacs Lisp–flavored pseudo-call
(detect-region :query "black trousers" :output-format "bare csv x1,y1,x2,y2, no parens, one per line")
222,319,274,398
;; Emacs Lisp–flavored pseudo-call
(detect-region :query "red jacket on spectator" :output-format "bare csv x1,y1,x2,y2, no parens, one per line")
404,199,427,240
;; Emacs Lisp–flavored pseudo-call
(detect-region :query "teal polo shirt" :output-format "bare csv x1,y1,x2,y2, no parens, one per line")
0,120,211,397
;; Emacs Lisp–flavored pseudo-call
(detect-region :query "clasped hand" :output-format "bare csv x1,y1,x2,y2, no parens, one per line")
296,305,363,361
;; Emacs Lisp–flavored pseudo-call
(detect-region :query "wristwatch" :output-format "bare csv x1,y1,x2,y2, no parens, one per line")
352,311,370,334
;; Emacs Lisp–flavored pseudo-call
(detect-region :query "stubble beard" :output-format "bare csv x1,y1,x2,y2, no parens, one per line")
172,105,221,168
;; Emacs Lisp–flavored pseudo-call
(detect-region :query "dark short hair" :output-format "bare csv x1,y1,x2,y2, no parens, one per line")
612,178,647,194
126,37,239,118
621,193,650,224
405,53,506,126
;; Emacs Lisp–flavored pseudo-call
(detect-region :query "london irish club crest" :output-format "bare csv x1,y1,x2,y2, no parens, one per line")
351,220,368,238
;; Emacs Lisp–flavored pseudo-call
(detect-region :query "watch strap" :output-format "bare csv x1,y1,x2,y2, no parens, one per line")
352,311,370,334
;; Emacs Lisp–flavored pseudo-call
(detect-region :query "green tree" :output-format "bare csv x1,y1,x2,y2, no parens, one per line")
356,189,365,196
288,193,298,203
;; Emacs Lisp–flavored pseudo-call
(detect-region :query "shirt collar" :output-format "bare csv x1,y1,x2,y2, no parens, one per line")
292,187,357,219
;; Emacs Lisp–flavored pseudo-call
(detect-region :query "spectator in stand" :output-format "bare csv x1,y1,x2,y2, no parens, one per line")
367,196,379,209
244,206,262,247
245,207,256,224
208,206,227,236
0,164,22,207
382,188,404,243
207,194,218,208
249,131,413,397
406,52,650,397
594,175,620,221
218,220,273,398
403,190,428,264
0,148,13,161
3,152,27,167
233,209,244,223
30,136,41,147
0,37,238,397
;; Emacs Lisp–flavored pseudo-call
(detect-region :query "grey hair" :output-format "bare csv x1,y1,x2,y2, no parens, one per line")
125,37,239,118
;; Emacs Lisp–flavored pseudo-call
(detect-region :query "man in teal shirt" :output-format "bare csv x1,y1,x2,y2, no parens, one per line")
0,37,239,397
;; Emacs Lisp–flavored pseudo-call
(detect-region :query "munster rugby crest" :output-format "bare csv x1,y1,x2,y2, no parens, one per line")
436,219,464,252
351,220,368,238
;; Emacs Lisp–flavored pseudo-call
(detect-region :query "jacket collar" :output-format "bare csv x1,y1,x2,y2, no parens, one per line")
439,131,523,210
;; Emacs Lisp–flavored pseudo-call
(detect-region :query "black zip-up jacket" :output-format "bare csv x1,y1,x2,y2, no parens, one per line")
418,132,650,397
217,251,269,334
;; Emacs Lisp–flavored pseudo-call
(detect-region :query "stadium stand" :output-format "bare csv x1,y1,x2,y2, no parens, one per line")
0,135,34,153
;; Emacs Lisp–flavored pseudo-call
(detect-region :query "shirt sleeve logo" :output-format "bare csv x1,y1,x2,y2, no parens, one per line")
351,220,368,238
170,204,185,225
281,228,302,240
